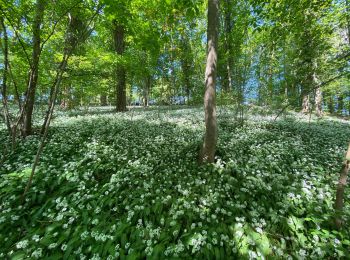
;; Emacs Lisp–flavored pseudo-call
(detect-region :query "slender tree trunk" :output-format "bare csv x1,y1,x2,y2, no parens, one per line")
334,142,350,229
313,71,323,117
41,55,69,134
180,34,192,102
315,87,323,117
60,85,70,109
199,0,219,164
113,21,127,112
337,94,344,116
143,75,151,107
0,17,11,132
8,63,22,109
327,94,334,114
346,0,350,46
301,92,310,114
222,0,233,93
22,0,45,137
100,94,107,106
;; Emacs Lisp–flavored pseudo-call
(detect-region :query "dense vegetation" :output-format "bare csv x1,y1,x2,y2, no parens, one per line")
1,0,350,259
1,108,350,259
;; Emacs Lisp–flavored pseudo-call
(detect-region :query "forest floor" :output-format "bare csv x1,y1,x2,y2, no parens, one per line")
0,106,350,259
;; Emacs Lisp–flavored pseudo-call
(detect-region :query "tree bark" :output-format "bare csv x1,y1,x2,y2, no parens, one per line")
346,0,350,46
113,21,127,112
199,0,219,164
334,142,350,229
327,94,334,114
301,93,310,114
22,0,45,137
100,94,107,106
222,0,233,93
0,17,11,132
180,34,192,102
60,85,72,109
315,87,323,117
337,94,344,116
313,72,323,117
143,75,151,107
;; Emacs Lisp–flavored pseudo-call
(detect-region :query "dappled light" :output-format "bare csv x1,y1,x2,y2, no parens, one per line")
1,0,350,258
1,107,350,258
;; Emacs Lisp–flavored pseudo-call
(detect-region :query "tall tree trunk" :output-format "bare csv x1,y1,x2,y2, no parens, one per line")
0,17,11,132
301,92,310,114
222,0,233,93
113,21,126,112
143,75,151,107
199,0,219,164
60,85,70,109
346,0,350,46
328,94,334,114
338,94,344,116
315,87,323,117
41,55,69,134
334,142,350,229
100,94,107,106
180,34,192,102
22,0,45,137
313,71,323,117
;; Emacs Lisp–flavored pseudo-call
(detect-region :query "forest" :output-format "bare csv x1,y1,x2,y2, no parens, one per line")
0,0,350,259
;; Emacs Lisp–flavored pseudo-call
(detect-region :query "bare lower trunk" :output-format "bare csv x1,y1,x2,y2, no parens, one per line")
302,94,310,114
60,85,71,109
328,95,334,114
222,0,232,93
337,94,344,116
100,94,107,106
116,66,126,111
113,22,127,112
199,0,219,164
41,56,69,134
143,76,151,107
315,87,323,117
346,0,350,46
22,0,45,137
334,142,350,229
0,17,11,132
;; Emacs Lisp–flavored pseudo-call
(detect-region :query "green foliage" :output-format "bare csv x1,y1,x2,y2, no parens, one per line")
1,108,349,258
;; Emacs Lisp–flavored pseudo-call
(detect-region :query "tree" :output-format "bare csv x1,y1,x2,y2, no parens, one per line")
0,16,11,132
22,0,46,136
199,0,219,164
113,20,127,112
334,142,350,229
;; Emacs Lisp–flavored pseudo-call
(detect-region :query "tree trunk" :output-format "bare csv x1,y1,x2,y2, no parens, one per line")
313,71,322,117
199,0,219,164
346,0,350,46
334,142,350,229
315,87,323,117
0,17,11,132
327,95,334,114
337,94,344,116
22,0,45,137
222,0,233,93
143,75,151,107
301,93,310,114
180,34,192,102
100,94,107,106
113,21,127,112
41,56,69,134
60,85,71,109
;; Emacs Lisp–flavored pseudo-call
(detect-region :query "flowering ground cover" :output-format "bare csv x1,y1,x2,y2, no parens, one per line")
0,107,349,259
